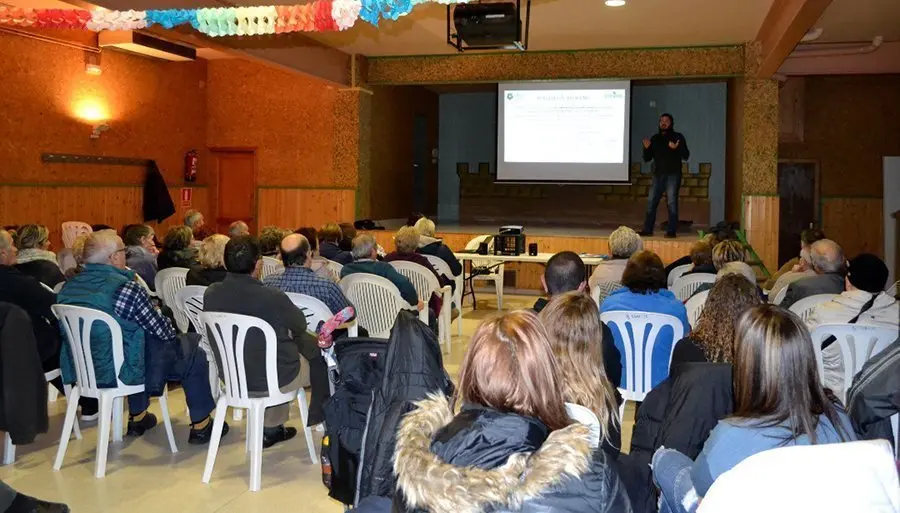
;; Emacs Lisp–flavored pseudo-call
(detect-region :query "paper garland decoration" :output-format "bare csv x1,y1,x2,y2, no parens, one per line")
0,0,469,35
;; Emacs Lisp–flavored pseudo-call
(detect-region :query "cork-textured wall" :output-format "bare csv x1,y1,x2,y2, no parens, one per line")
779,74,900,197
740,78,780,195
367,46,745,85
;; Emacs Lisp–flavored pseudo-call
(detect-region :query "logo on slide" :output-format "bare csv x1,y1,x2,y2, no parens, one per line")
507,92,514,100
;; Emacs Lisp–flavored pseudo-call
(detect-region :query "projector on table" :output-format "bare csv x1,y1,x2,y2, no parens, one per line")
495,226,525,256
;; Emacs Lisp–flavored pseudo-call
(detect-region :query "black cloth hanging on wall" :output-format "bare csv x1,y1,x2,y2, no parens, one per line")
143,161,176,223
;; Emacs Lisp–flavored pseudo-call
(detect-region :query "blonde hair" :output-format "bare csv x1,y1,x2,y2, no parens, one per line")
712,240,746,270
608,226,642,259
457,310,571,431
199,234,229,269
539,292,619,443
72,233,89,263
395,226,420,254
414,217,436,238
15,224,50,250
319,223,343,243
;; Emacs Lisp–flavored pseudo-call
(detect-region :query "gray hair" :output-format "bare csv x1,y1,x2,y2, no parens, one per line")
717,261,756,285
82,231,122,264
809,239,844,274
228,221,249,238
184,209,203,228
351,234,377,260
608,226,643,258
414,217,436,238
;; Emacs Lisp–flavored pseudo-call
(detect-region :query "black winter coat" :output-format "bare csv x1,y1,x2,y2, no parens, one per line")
0,303,49,444
616,363,732,513
847,336,900,446
143,161,175,223
393,395,632,513
417,240,462,277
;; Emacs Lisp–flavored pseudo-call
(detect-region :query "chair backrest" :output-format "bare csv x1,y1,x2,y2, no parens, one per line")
53,281,65,294
810,323,899,402
260,256,284,280
52,304,126,394
671,273,716,302
600,311,685,402
591,281,623,306
200,312,284,401
61,222,92,249
339,273,417,338
40,282,54,293
324,259,343,278
155,267,189,332
667,264,693,288
885,280,898,297
685,289,710,328
788,293,839,322
389,260,440,304
565,402,601,449
176,285,207,333
770,286,788,305
285,292,333,335
422,254,453,279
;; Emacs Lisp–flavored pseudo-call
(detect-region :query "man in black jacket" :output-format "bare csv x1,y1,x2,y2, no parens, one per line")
639,113,690,238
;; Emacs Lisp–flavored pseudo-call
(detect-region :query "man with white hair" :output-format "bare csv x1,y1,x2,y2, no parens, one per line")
184,209,212,241
341,234,423,310
781,239,846,308
57,231,226,444
767,245,817,301
228,220,249,238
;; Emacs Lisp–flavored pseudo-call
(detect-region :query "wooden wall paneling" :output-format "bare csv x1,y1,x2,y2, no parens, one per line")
257,188,356,230
822,198,884,258
743,195,780,273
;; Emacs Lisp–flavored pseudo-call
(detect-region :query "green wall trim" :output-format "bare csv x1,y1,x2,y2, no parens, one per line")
368,44,744,61
256,185,356,191
0,182,208,188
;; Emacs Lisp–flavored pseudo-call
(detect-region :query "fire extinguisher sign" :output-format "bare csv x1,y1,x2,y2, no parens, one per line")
181,187,192,207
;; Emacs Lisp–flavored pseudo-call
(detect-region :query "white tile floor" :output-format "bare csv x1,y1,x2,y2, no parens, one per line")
0,294,634,511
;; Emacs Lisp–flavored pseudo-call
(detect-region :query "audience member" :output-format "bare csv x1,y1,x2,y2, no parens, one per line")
383,227,449,316
263,234,354,317
186,234,229,286
806,253,899,395
204,236,328,439
228,220,250,238
259,226,289,257
14,224,64,288
184,209,212,241
601,250,689,388
588,226,641,300
763,228,826,291
652,305,856,513
664,232,717,281
338,223,356,252
670,274,762,368
539,292,621,458
689,255,758,299
157,225,197,270
711,239,747,270
413,217,462,278
342,234,422,310
295,227,339,282
58,233,88,279
683,240,715,276
781,239,845,308
123,224,159,290
0,480,69,513
318,223,353,265
768,247,816,301
846,336,900,443
58,231,222,443
392,311,631,512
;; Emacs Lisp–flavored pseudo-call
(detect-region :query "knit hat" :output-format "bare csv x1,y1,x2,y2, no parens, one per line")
847,253,888,293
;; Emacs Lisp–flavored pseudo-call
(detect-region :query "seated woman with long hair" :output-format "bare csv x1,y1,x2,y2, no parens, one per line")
157,225,198,270
540,291,621,459
393,310,631,513
652,304,857,513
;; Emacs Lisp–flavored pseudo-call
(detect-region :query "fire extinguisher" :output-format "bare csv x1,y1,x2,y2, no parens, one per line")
184,149,198,182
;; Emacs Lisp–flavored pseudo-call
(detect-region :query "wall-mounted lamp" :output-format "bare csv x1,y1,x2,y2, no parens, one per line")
90,123,110,139
84,51,102,76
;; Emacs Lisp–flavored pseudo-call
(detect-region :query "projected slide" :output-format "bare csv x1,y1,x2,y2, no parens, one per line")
497,80,631,183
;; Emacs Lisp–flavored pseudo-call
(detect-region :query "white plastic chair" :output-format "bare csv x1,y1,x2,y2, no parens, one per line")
285,292,356,395
176,285,218,395
685,290,710,328
260,256,284,281
154,267,189,333
199,312,317,492
671,273,716,302
61,222,91,249
464,235,505,310
667,263,693,288
423,254,463,337
339,273,426,338
565,402,601,450
591,281,623,306
324,259,343,279
892,414,899,459
51,305,177,478
770,286,788,305
885,280,898,297
131,270,155,298
390,260,452,355
3,370,81,466
600,311,685,423
810,323,898,403
789,293,839,322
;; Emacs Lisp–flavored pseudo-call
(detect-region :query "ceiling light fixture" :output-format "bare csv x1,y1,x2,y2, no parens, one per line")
605,0,626,6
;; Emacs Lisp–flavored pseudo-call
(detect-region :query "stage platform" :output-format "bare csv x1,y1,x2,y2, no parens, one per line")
366,219,698,292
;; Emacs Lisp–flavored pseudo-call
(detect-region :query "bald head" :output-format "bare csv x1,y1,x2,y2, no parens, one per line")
280,233,311,267
0,230,17,266
809,239,844,274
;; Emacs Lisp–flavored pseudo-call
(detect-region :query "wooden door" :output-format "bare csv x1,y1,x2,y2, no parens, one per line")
212,149,257,235
777,160,818,267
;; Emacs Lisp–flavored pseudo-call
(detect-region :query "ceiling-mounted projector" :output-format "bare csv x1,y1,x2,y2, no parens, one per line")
447,0,531,52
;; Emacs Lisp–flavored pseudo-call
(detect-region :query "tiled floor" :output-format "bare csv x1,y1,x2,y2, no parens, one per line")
0,294,634,511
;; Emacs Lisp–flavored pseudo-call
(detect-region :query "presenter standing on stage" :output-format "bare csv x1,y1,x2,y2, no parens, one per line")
639,113,690,238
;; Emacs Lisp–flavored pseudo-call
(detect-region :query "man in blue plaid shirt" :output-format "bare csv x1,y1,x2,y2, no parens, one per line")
263,233,354,319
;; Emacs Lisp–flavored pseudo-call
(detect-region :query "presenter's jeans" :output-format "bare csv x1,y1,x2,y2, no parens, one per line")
643,173,681,235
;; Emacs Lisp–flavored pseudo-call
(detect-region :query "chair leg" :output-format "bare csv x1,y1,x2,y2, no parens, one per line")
296,392,317,464
233,408,243,422
618,400,627,426
158,388,178,454
248,405,264,492
201,399,229,484
64,385,82,440
208,364,219,401
3,433,15,466
48,383,59,402
53,387,81,471
111,396,124,443
494,277,503,310
95,395,114,478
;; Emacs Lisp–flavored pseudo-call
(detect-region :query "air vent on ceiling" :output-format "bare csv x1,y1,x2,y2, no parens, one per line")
98,31,196,62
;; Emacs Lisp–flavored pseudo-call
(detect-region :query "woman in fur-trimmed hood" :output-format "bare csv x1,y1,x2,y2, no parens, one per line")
392,310,632,513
